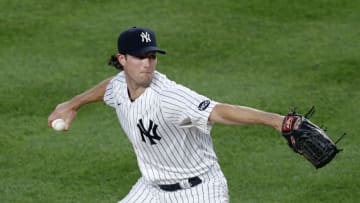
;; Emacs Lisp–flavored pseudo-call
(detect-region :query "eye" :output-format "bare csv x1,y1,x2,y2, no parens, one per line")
134,55,146,59
148,54,157,59
134,53,157,60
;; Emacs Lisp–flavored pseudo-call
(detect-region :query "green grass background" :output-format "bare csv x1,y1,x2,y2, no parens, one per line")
1,0,359,202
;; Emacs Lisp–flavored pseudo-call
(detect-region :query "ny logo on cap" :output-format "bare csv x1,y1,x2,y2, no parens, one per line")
140,32,151,43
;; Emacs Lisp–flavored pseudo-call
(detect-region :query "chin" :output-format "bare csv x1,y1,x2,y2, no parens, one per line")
138,78,152,87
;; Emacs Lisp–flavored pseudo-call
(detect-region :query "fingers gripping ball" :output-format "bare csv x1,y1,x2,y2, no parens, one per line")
51,119,66,131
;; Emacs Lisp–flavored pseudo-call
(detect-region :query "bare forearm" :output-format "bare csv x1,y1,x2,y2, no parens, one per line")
48,78,112,129
209,103,284,131
69,78,111,110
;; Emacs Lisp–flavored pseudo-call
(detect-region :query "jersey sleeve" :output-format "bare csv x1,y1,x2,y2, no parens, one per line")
103,72,125,108
103,80,116,108
159,84,218,134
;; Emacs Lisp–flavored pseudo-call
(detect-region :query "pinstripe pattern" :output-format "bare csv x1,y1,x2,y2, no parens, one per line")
118,177,158,203
105,71,228,202
118,163,229,203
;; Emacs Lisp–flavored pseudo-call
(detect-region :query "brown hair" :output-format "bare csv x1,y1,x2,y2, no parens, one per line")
108,54,123,70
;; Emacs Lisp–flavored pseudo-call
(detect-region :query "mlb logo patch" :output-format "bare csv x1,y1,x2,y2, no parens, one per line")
198,100,210,111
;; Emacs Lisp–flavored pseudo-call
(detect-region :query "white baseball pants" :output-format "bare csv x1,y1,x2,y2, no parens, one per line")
117,163,229,203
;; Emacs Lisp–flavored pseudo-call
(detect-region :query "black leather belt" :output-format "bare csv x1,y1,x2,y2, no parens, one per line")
159,177,202,192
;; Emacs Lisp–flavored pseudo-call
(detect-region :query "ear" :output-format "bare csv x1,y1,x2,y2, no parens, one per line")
117,54,126,66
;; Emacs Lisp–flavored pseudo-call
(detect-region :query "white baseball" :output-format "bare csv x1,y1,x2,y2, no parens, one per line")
51,118,66,131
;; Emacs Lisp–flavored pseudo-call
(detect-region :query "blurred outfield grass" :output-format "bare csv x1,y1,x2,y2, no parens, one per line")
0,0,359,202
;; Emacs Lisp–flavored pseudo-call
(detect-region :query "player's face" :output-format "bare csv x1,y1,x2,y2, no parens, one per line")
120,52,158,88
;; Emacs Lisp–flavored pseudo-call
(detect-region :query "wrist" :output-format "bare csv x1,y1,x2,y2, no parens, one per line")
275,115,285,132
68,95,86,111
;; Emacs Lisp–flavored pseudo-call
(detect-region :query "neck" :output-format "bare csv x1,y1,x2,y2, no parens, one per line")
127,86,146,101
124,72,154,101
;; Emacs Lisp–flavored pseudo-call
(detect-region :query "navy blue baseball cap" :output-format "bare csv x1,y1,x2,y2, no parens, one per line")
117,27,166,56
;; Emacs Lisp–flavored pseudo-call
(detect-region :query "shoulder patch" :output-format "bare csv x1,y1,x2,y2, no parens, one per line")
198,100,210,111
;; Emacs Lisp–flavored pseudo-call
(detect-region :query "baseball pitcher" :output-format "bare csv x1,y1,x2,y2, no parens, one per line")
48,27,342,203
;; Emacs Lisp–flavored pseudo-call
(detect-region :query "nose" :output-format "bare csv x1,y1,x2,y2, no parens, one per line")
142,57,155,68
143,58,150,67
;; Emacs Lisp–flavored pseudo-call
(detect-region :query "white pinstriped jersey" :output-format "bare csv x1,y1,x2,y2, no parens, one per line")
104,71,218,184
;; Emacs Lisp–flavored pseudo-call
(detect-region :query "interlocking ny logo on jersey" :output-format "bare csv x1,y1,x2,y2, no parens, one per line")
137,119,161,145
140,32,151,43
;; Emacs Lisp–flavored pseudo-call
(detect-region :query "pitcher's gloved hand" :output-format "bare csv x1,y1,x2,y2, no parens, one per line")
281,106,345,169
